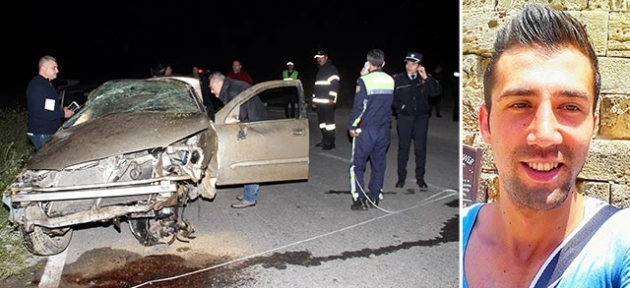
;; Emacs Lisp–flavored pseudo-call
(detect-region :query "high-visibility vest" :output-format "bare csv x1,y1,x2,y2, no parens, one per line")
282,70,299,80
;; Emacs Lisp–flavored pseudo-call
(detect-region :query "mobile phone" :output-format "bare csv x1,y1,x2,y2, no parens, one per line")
361,61,370,75
67,101,80,112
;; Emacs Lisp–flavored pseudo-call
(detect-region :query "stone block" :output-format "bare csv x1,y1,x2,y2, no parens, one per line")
580,139,630,183
462,11,504,56
569,10,609,56
496,0,587,11
598,94,630,139
576,179,611,203
611,183,630,208
608,12,630,57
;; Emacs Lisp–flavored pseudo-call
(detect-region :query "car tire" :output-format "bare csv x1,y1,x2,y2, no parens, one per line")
128,218,162,246
21,225,73,256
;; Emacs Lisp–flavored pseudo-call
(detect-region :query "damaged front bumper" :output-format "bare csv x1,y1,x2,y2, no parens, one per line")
3,176,187,231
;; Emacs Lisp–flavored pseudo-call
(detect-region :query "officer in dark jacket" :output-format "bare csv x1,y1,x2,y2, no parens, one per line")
311,50,340,150
208,72,268,208
348,49,395,210
392,52,442,189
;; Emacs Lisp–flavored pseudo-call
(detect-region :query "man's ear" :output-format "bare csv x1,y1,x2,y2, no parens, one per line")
479,104,492,145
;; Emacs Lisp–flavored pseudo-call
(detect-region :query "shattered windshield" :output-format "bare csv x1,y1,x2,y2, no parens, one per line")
62,79,201,128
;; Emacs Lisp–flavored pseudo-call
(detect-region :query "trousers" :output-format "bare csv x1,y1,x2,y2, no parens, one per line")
243,183,259,203
27,133,53,151
349,128,390,201
316,103,336,145
396,114,429,181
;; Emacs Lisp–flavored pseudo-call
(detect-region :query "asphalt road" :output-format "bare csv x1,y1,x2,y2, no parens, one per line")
19,95,461,288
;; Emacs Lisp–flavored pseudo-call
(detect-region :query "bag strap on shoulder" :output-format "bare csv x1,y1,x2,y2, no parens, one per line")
533,204,620,288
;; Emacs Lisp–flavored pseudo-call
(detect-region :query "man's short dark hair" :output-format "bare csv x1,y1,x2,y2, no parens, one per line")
367,49,385,68
483,3,601,113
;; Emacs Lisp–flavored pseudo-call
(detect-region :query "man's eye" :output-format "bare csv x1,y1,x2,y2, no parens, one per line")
564,104,581,111
511,103,529,108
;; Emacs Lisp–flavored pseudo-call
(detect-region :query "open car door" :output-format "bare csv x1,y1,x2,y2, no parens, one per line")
213,80,309,186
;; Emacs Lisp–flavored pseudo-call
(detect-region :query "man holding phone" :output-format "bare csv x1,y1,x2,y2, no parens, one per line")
26,55,75,151
392,52,442,189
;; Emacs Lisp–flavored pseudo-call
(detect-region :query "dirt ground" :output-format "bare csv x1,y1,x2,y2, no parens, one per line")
1,232,256,288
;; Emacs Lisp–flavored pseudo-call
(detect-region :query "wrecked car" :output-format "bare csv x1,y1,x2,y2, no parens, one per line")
3,76,310,256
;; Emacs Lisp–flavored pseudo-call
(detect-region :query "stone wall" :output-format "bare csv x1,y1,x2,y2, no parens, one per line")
462,0,630,207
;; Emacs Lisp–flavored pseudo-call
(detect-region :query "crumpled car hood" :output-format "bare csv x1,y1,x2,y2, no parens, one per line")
28,112,211,170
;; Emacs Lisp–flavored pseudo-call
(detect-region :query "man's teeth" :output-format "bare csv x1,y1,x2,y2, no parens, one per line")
528,162,558,171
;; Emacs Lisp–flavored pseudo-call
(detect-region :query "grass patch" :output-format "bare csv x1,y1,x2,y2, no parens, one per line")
0,107,35,280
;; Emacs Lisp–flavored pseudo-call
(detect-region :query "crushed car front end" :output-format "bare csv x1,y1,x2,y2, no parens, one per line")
2,77,218,255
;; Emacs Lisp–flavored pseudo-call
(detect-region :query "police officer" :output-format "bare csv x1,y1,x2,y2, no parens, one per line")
311,50,340,150
348,49,395,210
392,52,442,189
282,61,300,118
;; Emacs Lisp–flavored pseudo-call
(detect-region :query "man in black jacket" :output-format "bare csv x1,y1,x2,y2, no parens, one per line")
208,72,268,208
392,52,442,189
311,50,340,150
26,55,75,150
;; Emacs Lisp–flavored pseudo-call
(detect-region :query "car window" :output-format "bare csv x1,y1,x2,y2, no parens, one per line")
257,86,301,120
62,79,201,128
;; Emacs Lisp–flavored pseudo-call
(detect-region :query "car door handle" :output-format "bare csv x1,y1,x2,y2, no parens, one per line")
292,129,305,136
238,126,247,140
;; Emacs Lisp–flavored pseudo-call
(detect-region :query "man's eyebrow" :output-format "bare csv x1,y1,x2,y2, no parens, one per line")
497,88,591,101
496,88,535,102
558,89,590,99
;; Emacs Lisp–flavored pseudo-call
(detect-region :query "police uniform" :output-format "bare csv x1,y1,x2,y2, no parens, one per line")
312,51,340,150
348,68,394,210
392,52,442,188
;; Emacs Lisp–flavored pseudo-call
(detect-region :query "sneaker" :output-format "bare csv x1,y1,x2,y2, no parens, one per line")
236,195,244,201
231,200,256,209
351,199,368,211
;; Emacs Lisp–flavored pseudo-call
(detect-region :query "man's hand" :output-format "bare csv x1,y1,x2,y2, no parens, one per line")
418,65,428,80
63,107,75,118
360,61,369,76
349,129,361,138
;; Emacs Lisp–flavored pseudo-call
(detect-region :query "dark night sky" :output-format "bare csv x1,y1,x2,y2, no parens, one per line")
6,0,460,107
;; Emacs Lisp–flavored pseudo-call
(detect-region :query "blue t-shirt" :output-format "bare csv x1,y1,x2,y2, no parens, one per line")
462,197,630,288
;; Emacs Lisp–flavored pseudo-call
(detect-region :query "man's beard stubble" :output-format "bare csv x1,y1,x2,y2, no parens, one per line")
502,145,583,211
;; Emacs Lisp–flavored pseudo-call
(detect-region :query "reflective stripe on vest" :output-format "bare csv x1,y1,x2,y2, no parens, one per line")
282,70,299,80
362,72,395,94
351,72,395,127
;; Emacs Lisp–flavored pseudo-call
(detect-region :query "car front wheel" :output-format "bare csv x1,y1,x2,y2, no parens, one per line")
128,218,162,246
21,225,73,256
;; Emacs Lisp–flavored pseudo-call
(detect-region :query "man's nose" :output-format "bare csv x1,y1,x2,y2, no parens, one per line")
526,102,563,147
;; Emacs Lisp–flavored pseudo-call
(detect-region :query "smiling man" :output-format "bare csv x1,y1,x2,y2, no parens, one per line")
462,4,630,288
